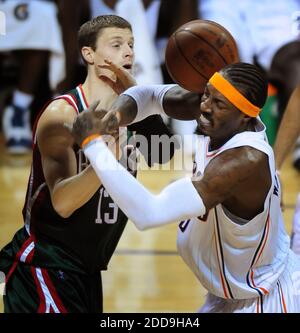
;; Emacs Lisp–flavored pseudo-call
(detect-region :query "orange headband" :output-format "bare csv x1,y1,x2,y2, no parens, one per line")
209,72,260,117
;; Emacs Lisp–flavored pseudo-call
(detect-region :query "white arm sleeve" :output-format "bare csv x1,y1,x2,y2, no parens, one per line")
84,139,206,230
122,84,177,124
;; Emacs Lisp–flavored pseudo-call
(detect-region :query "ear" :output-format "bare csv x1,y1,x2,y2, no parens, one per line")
241,114,252,125
81,46,94,65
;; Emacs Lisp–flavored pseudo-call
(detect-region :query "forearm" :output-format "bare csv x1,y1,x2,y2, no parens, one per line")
163,85,201,120
84,139,205,230
116,84,200,126
114,84,176,125
51,165,101,218
274,86,300,170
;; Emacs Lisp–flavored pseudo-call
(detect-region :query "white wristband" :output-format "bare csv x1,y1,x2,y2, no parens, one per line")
122,84,177,124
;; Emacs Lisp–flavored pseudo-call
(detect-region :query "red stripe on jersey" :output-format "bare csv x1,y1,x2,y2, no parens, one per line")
278,281,287,313
55,95,79,114
213,232,229,299
41,269,68,313
206,140,222,157
31,267,47,313
79,84,89,108
5,235,35,284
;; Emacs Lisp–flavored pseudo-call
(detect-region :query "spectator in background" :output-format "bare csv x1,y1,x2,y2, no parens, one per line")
0,0,65,154
199,0,300,72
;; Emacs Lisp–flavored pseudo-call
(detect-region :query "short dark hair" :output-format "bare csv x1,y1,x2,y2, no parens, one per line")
220,62,268,109
78,15,132,51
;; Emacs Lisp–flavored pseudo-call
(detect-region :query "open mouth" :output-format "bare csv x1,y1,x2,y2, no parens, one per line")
199,114,211,126
123,64,132,70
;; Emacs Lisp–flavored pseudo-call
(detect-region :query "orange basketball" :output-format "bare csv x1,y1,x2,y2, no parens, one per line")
165,19,239,93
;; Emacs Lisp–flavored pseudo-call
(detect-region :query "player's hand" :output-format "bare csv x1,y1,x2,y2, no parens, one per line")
98,59,136,94
65,100,114,147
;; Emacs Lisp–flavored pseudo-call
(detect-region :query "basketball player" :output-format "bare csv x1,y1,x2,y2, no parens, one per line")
69,62,300,312
0,15,173,313
274,84,300,256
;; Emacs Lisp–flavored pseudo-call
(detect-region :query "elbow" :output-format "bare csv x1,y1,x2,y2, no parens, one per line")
131,215,154,231
128,197,158,231
138,224,150,231
132,219,148,231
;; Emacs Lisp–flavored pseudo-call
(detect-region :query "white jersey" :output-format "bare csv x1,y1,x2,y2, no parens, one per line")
200,0,300,70
177,119,300,311
0,0,65,89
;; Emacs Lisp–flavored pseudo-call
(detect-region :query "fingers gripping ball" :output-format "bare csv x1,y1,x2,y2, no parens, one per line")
165,19,239,93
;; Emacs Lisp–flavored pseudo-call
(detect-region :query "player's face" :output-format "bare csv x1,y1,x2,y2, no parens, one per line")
197,82,246,149
94,27,134,80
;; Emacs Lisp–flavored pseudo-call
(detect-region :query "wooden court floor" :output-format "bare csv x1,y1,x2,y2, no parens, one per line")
0,139,297,313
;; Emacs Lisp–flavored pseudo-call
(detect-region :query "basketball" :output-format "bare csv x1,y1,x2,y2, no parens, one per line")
165,19,239,93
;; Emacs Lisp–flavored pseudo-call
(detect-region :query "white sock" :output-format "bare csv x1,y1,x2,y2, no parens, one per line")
291,193,300,255
12,90,34,109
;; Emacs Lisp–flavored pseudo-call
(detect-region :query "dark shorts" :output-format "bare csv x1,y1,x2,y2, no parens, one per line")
3,261,102,313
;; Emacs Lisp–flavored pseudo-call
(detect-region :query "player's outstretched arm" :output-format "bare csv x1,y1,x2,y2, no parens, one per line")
83,137,205,230
80,138,267,229
102,85,201,133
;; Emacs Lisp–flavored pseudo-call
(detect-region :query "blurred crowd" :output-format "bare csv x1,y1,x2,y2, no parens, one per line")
0,0,300,158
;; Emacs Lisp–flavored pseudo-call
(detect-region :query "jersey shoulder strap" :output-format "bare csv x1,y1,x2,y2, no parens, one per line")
54,85,87,114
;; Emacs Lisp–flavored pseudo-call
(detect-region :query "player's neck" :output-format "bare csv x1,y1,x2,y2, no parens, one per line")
81,73,118,109
209,125,251,150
